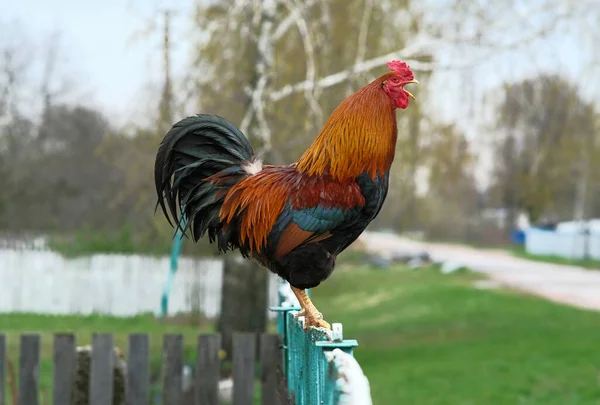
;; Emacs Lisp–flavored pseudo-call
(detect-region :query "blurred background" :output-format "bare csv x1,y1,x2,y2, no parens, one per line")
1,0,600,404
2,0,600,249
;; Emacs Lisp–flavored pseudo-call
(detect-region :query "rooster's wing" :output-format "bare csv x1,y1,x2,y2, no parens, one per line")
269,173,366,259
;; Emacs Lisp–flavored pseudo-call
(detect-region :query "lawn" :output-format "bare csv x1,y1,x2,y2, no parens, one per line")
312,264,600,405
511,246,600,270
0,313,212,404
4,265,600,405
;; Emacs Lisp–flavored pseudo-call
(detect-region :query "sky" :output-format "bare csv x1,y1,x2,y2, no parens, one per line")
1,0,598,188
0,0,196,124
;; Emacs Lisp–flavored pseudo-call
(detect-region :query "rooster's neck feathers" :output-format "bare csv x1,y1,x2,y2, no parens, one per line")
296,79,398,181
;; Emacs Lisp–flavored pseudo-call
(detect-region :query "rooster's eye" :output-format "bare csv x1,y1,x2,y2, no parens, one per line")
392,77,399,83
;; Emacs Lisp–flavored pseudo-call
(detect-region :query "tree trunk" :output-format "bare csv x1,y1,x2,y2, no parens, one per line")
217,253,268,360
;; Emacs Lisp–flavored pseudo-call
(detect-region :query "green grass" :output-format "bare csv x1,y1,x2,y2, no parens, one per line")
312,264,600,405
47,225,169,257
1,313,212,404
46,225,220,258
511,246,600,270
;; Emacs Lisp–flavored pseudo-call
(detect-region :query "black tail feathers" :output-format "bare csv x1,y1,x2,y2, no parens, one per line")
154,114,257,245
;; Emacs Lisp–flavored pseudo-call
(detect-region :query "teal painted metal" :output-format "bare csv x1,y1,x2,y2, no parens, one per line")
272,282,368,405
270,305,299,378
160,227,184,317
285,311,358,404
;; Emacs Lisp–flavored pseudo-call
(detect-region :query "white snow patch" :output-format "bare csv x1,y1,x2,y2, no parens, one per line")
325,349,373,405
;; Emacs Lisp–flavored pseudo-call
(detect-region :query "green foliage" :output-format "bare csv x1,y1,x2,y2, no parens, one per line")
0,0,480,248
0,105,126,231
313,264,600,404
491,74,599,223
420,124,480,240
189,0,432,162
511,246,600,270
48,225,140,257
46,224,219,257
189,0,442,236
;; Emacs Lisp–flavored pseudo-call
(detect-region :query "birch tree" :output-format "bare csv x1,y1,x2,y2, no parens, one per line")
186,0,594,227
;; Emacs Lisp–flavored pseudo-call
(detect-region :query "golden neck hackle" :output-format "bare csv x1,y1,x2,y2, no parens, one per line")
296,81,398,181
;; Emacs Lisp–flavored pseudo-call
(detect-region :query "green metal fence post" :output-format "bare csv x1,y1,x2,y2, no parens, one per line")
160,221,185,317
270,280,372,404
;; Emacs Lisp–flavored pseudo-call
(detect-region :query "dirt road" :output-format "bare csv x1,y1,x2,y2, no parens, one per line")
358,232,600,311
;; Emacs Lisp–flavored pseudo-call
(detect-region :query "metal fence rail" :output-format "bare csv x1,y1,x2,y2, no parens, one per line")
271,282,372,405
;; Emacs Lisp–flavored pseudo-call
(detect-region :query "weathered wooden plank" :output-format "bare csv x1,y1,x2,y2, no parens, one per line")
126,334,150,405
19,334,40,405
90,333,114,405
195,334,221,405
163,334,183,405
233,333,256,405
0,334,5,405
260,334,287,405
53,333,76,405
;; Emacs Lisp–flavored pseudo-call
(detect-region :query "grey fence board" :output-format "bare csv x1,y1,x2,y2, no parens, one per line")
163,334,183,405
260,334,287,405
0,334,5,405
126,334,150,405
90,333,114,405
19,334,40,405
53,333,76,405
233,333,256,405
2,331,287,405
195,334,221,405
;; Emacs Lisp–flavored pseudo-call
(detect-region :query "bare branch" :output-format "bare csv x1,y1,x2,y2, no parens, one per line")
239,102,254,135
252,0,262,27
269,44,434,102
269,0,588,103
273,0,318,40
313,1,332,100
345,0,375,96
251,76,271,149
354,0,374,66
281,0,323,126
248,0,277,156
0,30,33,121
39,30,62,109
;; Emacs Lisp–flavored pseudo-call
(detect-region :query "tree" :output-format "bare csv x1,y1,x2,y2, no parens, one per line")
175,0,600,343
490,74,598,224
421,124,480,240
186,0,434,354
0,115,36,226
4,105,123,231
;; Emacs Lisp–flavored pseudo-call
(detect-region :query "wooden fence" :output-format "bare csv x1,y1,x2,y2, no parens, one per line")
0,282,373,405
0,332,288,405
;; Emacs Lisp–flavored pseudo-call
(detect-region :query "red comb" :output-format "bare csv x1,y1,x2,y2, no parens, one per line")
386,60,414,80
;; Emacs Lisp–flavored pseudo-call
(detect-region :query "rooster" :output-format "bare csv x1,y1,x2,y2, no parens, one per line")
155,60,418,329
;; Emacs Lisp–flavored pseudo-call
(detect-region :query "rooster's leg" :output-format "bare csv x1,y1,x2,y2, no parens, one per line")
290,286,331,330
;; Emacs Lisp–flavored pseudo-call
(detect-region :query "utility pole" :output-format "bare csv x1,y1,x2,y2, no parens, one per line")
157,9,174,134
159,8,180,318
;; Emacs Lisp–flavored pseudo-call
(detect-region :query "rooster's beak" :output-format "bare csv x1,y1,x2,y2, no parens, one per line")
404,79,419,100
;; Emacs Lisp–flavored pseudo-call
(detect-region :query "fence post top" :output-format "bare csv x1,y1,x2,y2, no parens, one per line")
331,323,343,342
